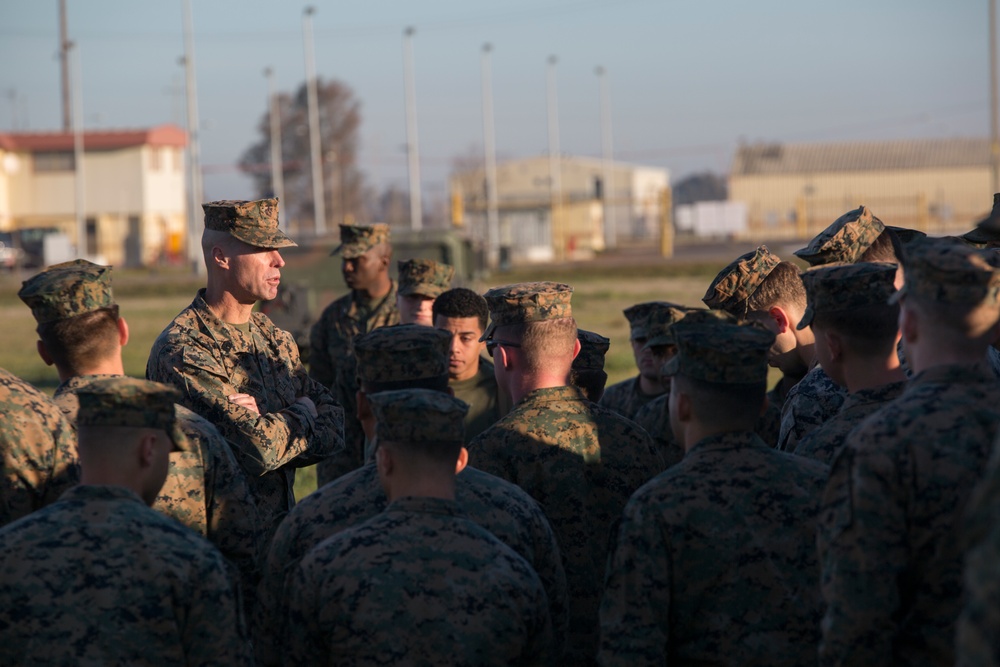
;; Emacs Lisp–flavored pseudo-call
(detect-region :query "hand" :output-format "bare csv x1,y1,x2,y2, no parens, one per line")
228,393,260,415
295,396,318,419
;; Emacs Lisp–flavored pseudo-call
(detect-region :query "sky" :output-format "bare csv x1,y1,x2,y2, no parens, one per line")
0,0,988,206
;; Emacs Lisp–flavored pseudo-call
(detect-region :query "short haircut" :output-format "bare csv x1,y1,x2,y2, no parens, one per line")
811,302,900,358
745,261,807,314
380,435,463,467
673,374,766,431
569,368,608,403
363,374,450,395
433,288,489,331
858,228,902,264
37,306,121,374
498,317,578,374
905,294,1000,346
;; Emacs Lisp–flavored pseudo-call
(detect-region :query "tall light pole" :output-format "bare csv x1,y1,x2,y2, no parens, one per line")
303,6,326,236
991,0,999,193
596,66,617,250
264,67,286,230
182,0,204,274
403,27,422,231
481,43,500,269
68,41,86,257
547,55,563,261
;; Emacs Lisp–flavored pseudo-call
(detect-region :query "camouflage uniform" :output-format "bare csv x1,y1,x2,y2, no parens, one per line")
470,282,662,665
0,378,251,666
776,365,847,451
599,319,828,666
147,200,344,537
310,223,398,485
0,367,79,527
793,204,886,266
702,244,781,318
818,241,1000,666
397,257,455,298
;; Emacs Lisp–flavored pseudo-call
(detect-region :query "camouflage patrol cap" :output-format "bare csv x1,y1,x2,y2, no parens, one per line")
888,226,927,247
354,324,451,387
662,320,775,384
368,388,469,445
962,193,1000,244
202,198,296,250
702,246,781,314
480,282,573,342
623,301,680,340
794,205,885,266
797,262,898,330
18,259,114,325
76,376,188,452
645,307,740,349
332,223,391,258
573,330,610,371
891,237,1000,306
642,306,691,348
397,259,455,298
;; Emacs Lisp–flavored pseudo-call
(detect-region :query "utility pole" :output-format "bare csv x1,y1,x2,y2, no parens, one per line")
264,67,286,230
303,6,326,236
596,66,617,250
403,27,422,231
481,43,499,269
59,0,71,131
547,55,563,262
182,0,204,275
992,0,999,193
68,42,86,257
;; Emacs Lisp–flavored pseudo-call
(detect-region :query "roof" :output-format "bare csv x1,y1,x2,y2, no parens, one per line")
0,124,188,152
731,137,990,176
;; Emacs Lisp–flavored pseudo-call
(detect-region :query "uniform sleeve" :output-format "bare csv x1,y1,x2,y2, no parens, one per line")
524,501,569,659
182,550,254,667
308,314,336,389
817,432,907,666
598,496,671,667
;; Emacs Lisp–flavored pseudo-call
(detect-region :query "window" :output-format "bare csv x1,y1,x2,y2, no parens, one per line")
33,152,75,172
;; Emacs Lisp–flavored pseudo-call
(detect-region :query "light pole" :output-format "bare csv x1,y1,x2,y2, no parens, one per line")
481,43,499,269
991,0,999,193
182,0,204,274
403,27,422,231
264,67,286,230
303,6,326,236
68,41,86,257
547,55,563,261
596,66,616,250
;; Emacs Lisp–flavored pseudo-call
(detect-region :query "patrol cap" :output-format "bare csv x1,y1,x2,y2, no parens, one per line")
368,388,468,446
702,245,781,314
354,324,451,387
642,305,690,348
397,259,455,298
962,193,1000,245
202,198,296,250
794,205,885,266
18,259,114,325
623,301,681,340
797,262,898,330
480,281,573,342
662,320,775,384
891,237,1000,306
332,223,390,258
76,377,188,452
647,307,737,349
887,226,927,247
573,329,610,371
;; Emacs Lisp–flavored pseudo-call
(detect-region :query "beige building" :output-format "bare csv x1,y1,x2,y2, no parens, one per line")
0,124,188,266
451,155,668,264
729,138,992,239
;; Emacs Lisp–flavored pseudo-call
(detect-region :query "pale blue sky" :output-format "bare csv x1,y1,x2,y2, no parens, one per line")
0,0,987,204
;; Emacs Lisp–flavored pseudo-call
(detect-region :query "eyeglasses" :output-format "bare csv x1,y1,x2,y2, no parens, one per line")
486,339,521,358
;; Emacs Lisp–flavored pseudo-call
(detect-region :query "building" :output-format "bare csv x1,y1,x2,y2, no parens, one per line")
0,124,188,267
450,155,669,265
729,137,992,239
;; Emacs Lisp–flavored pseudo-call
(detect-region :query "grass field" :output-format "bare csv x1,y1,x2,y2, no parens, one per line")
0,252,768,500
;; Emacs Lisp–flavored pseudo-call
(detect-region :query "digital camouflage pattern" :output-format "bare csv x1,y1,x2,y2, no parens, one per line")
480,281,573,341
75,376,187,450
202,198,296,249
818,363,1000,666
894,238,1000,306
53,374,263,620
574,329,610,371
0,367,79,527
797,261,899,330
793,205,885,266
641,304,690,347
793,380,907,465
330,222,390,258
631,394,684,469
467,385,661,665
776,366,847,452
0,484,251,666
309,282,398,485
368,387,468,444
17,258,114,324
598,431,828,666
146,288,345,538
598,376,664,421
354,324,451,386
284,496,554,667
661,320,774,384
397,258,455,298
702,245,781,315
256,462,569,666
961,192,1000,245
622,301,680,340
